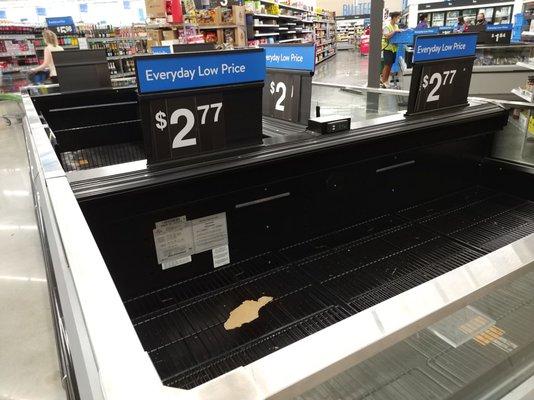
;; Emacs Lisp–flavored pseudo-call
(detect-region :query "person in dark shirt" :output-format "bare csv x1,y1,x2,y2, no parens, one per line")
476,12,488,25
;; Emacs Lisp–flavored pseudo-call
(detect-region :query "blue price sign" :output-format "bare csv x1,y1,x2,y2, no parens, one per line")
486,24,512,31
79,3,88,13
151,46,172,54
413,33,477,63
135,49,266,94
414,27,439,35
46,16,76,35
408,33,476,116
36,7,47,16
261,44,315,72
123,0,131,9
0,10,6,19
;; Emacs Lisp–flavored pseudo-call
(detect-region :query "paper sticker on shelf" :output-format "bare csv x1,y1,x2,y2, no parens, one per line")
154,212,229,269
162,255,192,270
153,222,194,266
156,215,186,229
192,212,228,253
212,244,230,268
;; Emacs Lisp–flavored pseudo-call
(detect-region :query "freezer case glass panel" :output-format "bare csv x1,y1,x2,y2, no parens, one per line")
295,271,534,400
494,6,512,24
462,8,477,25
446,10,459,27
431,12,445,27
478,7,494,23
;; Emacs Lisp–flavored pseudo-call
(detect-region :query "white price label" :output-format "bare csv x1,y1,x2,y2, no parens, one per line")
421,69,457,103
153,102,223,149
56,25,73,34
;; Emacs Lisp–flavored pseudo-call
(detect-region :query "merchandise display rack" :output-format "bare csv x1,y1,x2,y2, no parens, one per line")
248,1,335,49
315,10,336,64
0,25,40,75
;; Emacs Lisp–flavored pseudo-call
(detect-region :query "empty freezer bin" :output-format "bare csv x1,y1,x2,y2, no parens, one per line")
23,88,534,400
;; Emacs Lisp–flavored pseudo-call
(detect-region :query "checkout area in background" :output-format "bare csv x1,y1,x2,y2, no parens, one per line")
393,24,534,98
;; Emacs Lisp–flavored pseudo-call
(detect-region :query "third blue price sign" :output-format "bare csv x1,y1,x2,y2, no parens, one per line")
407,33,477,116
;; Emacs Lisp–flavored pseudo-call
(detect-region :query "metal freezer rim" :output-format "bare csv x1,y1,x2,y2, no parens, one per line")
21,90,534,400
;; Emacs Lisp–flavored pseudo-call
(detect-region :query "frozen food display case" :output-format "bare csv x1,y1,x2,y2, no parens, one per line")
399,43,534,98
22,86,534,400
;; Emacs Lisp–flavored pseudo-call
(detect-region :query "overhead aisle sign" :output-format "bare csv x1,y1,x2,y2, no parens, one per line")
261,44,314,124
135,49,266,165
407,33,477,116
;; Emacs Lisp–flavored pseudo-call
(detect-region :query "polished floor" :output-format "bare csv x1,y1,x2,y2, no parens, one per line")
0,101,65,400
311,50,404,121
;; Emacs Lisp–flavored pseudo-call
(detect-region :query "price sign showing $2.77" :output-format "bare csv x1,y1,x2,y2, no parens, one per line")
149,93,226,160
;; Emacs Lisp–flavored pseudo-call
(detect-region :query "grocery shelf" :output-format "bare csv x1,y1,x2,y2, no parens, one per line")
254,32,280,37
253,24,280,28
35,45,79,50
198,24,238,29
279,38,303,43
278,27,289,31
285,30,297,34
107,54,145,60
300,30,313,33
259,0,310,13
0,52,35,57
111,71,136,78
316,52,336,64
278,15,301,20
0,34,36,40
253,13,280,19
87,37,146,42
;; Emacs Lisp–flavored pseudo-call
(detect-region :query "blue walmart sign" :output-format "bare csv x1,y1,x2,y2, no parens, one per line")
262,44,315,72
486,24,512,31
413,33,477,63
135,49,266,94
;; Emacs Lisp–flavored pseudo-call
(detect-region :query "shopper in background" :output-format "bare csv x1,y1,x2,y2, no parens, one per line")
476,13,488,26
30,29,64,84
416,14,429,29
381,11,401,88
455,16,467,32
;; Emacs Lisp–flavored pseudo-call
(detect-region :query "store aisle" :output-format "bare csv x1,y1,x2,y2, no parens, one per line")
0,101,65,400
311,50,403,120
313,49,369,86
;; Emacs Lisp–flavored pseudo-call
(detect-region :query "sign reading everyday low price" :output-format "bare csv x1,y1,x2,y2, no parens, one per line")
407,33,477,116
261,44,314,124
46,16,76,35
478,24,512,45
135,50,265,94
136,49,265,165
263,44,316,72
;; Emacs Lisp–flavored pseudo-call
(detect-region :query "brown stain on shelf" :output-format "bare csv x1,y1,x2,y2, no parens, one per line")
224,296,273,330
